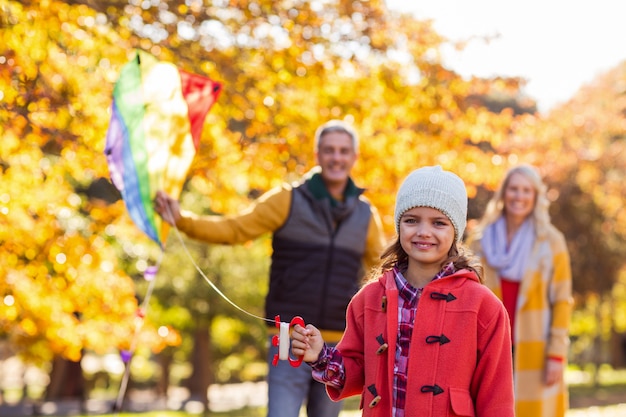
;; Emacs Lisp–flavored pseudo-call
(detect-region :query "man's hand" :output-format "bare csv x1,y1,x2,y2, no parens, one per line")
154,190,182,226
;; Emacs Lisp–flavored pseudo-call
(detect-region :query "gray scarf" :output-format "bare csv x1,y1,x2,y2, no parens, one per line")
481,216,534,282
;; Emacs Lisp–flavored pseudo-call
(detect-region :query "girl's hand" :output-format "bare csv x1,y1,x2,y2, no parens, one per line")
291,324,324,363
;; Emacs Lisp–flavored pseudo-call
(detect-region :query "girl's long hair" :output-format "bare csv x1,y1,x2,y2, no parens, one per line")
369,238,484,283
470,164,552,241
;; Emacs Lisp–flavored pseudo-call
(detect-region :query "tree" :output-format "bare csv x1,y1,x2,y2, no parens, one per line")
466,61,626,372
0,0,176,402
538,63,626,371
7,0,624,409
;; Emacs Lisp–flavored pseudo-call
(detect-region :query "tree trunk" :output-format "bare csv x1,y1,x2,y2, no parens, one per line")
185,324,212,412
156,351,173,398
45,356,85,401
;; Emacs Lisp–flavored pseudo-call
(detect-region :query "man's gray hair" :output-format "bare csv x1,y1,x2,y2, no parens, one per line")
314,120,359,153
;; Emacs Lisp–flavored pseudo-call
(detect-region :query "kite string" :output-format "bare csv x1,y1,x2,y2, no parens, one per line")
165,204,274,325
114,205,275,414
114,250,161,413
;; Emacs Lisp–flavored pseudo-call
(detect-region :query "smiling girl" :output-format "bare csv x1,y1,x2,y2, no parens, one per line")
291,166,514,417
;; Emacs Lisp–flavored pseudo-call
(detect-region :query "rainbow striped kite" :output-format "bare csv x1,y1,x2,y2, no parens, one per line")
105,50,222,247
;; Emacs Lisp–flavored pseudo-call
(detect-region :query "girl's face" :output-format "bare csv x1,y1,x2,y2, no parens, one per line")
503,172,536,222
399,206,455,272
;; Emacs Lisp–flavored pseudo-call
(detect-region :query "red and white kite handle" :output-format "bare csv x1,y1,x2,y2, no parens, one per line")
271,315,305,367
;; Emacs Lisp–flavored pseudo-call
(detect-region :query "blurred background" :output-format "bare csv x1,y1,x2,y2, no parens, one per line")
1,0,625,415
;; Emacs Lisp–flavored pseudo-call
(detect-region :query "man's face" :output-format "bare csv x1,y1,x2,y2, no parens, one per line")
316,131,357,186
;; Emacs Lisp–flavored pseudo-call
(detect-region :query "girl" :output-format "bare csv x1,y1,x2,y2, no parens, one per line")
291,165,514,417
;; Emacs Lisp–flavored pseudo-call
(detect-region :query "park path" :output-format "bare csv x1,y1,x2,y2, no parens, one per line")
1,381,625,416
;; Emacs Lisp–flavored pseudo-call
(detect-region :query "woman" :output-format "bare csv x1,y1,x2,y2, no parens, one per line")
292,166,515,417
468,164,573,417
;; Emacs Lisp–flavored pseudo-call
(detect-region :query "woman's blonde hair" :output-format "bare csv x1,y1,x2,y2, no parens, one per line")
472,164,552,240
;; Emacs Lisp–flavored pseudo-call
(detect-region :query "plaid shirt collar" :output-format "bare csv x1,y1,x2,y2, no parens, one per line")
394,262,456,293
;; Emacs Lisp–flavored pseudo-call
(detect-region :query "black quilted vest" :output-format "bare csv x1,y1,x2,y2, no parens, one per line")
265,177,373,331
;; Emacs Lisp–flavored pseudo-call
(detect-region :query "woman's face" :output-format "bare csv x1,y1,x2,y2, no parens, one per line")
503,172,536,222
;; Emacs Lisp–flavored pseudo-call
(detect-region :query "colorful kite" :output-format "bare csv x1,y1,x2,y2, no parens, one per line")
105,49,222,247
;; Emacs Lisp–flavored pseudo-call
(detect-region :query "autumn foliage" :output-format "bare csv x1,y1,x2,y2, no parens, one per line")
1,0,625,392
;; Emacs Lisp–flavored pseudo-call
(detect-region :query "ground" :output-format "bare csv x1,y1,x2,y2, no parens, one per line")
2,381,626,416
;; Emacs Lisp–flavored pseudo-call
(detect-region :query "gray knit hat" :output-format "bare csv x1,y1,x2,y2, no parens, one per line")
394,166,468,242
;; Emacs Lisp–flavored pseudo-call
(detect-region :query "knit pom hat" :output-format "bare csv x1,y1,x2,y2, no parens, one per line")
394,166,468,242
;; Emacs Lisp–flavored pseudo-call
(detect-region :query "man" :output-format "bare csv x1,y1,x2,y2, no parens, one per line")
154,119,386,417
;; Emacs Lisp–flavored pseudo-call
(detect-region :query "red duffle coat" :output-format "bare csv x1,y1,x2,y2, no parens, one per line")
326,269,515,417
